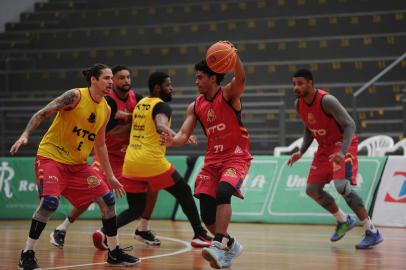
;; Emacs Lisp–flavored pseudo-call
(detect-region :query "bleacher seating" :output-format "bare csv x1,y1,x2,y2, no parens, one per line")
0,0,405,156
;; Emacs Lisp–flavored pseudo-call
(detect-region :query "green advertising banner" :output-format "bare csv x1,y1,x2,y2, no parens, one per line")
267,157,386,224
0,156,187,220
175,156,386,224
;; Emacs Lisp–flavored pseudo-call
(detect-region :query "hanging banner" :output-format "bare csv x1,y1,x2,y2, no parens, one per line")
372,156,406,227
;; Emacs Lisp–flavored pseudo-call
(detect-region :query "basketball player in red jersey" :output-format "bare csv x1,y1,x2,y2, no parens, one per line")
161,43,252,268
51,65,161,249
288,69,383,249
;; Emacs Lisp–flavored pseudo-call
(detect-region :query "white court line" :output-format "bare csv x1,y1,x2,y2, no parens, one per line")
46,235,192,270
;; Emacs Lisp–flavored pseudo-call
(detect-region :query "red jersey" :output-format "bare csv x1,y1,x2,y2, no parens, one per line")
96,90,139,161
194,88,252,164
297,89,356,147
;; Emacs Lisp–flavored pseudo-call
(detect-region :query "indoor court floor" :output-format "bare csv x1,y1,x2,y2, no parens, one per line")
2,220,405,269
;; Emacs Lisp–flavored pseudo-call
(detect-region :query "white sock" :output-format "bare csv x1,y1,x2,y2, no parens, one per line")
23,237,37,252
56,218,72,231
333,209,347,223
137,218,150,231
362,217,377,233
107,235,119,251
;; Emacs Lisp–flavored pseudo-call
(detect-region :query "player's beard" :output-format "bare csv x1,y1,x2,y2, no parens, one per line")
117,84,131,92
160,92,172,102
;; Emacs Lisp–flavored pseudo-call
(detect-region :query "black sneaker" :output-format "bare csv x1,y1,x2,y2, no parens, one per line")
50,229,66,248
135,229,161,246
18,250,41,270
107,246,140,266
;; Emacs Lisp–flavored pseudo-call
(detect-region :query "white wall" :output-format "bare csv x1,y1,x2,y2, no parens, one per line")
0,0,46,32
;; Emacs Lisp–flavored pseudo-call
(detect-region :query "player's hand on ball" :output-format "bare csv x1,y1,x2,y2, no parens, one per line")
288,151,302,166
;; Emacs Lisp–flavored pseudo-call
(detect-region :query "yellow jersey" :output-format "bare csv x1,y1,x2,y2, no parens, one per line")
123,97,171,177
37,87,109,165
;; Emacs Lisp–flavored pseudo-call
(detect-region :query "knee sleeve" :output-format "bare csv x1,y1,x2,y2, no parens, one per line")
41,196,59,212
334,179,352,196
306,184,335,209
333,180,365,210
33,196,59,222
216,182,235,205
102,192,115,206
95,193,116,219
199,194,216,226
344,190,365,211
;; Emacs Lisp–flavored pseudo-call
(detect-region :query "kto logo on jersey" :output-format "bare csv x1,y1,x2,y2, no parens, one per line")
72,126,96,141
207,109,216,123
206,123,226,135
307,113,316,124
384,171,406,203
309,128,327,137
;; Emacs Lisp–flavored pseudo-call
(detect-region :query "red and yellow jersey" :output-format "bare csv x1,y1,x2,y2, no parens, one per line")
37,87,109,165
194,88,252,165
122,97,171,177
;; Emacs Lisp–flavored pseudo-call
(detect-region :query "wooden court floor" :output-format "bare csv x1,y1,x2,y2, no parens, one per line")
2,220,405,270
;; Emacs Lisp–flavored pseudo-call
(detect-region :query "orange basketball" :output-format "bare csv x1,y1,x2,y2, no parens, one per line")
205,41,237,74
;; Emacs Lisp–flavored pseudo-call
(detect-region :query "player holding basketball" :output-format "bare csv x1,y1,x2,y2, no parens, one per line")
11,64,139,269
161,41,252,269
288,69,383,249
92,71,212,249
50,65,161,249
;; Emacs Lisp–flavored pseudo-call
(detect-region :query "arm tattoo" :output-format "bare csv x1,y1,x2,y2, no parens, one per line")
54,90,79,108
22,90,79,136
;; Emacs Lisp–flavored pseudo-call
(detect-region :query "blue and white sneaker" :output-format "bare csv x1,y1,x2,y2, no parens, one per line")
330,215,357,242
202,241,226,269
222,239,243,268
356,229,384,249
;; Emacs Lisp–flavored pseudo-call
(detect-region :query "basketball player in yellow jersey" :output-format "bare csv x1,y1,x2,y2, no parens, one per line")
10,64,139,269
95,71,212,248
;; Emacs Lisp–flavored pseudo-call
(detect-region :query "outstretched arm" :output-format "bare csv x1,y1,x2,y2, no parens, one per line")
10,89,80,155
223,45,245,110
161,102,197,147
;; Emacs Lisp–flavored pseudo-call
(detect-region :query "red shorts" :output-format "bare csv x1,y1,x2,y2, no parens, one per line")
92,155,124,180
35,156,110,208
119,165,178,193
308,139,359,185
195,158,251,199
